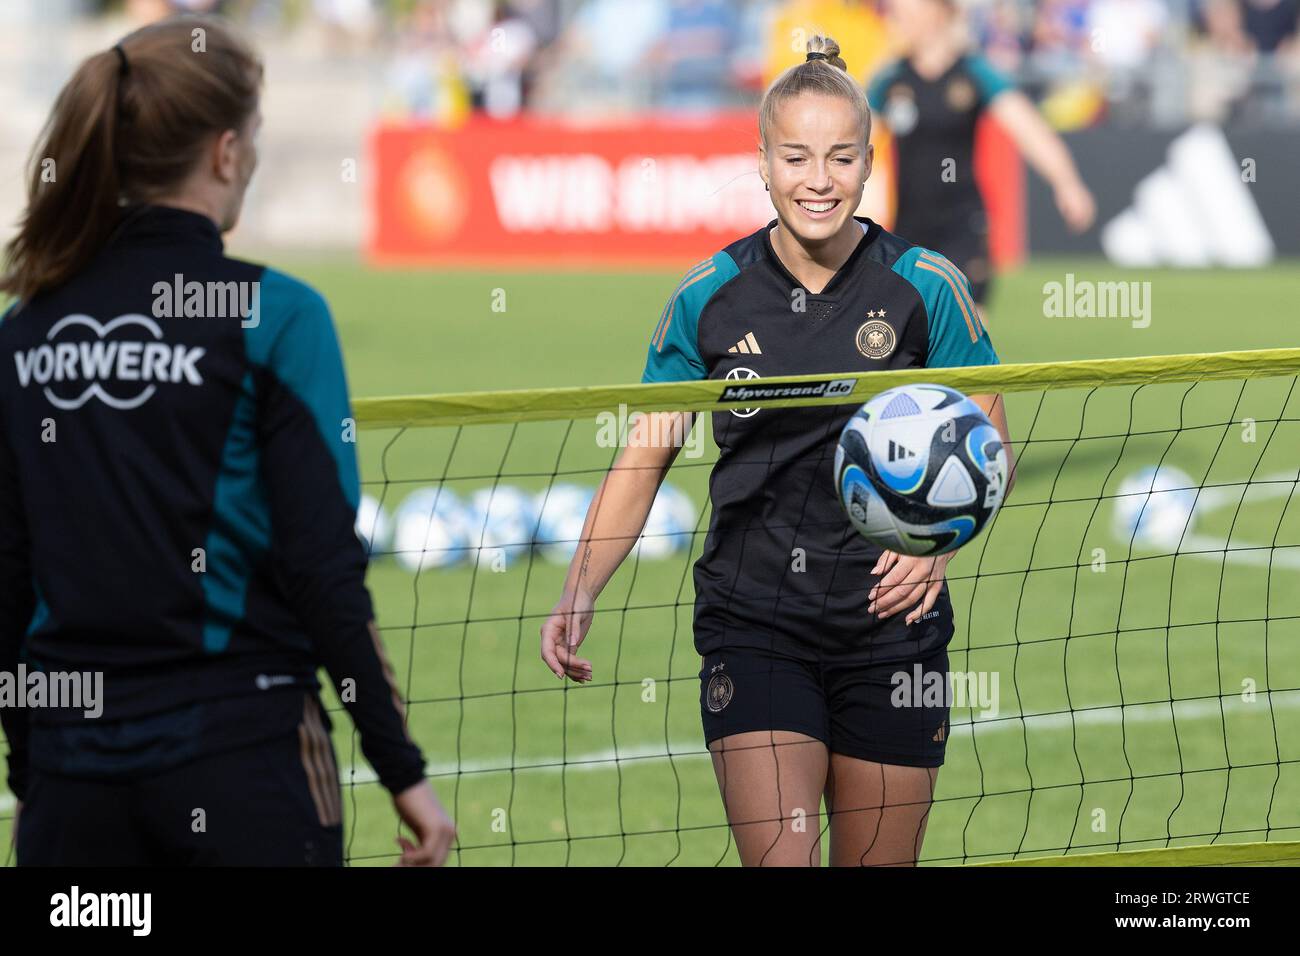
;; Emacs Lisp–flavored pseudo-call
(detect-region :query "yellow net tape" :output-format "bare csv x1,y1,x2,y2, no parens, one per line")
353,348,1300,429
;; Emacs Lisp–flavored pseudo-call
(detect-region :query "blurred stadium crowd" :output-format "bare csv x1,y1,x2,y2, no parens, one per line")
85,0,1300,127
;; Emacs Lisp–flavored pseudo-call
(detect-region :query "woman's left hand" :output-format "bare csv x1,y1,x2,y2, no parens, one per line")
868,550,953,626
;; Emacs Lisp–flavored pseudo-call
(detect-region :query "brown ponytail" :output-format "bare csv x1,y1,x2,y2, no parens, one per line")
1,15,263,304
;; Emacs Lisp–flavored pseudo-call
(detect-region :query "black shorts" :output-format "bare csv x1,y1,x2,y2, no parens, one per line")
17,722,344,866
699,643,951,768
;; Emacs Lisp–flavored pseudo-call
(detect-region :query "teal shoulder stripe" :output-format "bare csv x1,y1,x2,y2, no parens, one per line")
244,267,359,510
965,53,1014,106
917,249,979,323
651,257,715,347
867,59,904,112
200,371,269,653
892,246,998,370
643,250,740,383
202,267,356,653
652,251,739,353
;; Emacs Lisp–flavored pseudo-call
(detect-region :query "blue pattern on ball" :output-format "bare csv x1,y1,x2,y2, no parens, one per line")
834,383,1008,557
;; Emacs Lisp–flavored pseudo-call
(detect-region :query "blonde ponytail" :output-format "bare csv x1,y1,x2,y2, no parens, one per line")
759,34,870,147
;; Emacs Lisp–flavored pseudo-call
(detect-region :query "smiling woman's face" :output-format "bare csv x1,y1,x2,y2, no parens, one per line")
761,92,871,247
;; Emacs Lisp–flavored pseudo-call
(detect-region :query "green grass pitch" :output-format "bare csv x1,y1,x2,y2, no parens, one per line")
5,257,1300,865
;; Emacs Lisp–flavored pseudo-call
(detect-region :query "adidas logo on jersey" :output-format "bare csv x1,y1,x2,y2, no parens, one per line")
14,314,205,411
728,332,761,355
887,440,917,462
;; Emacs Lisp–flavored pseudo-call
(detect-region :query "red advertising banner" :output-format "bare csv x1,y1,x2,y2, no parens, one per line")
368,113,1023,270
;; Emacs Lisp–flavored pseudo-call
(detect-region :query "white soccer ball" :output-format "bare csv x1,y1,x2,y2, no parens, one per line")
355,493,393,559
834,384,1008,556
466,486,538,569
634,483,697,560
533,484,594,564
1113,465,1197,548
392,488,470,571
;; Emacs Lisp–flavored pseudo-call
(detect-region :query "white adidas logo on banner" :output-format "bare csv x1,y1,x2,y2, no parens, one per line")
1101,124,1274,268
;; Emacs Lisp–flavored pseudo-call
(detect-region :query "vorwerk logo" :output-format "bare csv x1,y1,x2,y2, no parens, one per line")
14,314,205,410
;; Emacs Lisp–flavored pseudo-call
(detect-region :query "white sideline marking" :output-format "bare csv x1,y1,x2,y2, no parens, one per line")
337,739,710,787
1180,534,1300,570
325,691,1300,788
949,689,1300,734
2,697,1294,809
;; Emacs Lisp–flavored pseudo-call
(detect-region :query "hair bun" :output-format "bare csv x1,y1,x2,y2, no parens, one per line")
759,32,869,151
805,34,847,72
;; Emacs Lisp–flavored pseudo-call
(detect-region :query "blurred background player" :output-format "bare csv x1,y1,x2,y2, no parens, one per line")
541,36,1015,867
868,0,1096,319
0,15,454,866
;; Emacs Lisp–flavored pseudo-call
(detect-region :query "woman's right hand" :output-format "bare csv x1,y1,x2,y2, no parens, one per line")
541,589,595,682
1054,178,1096,233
